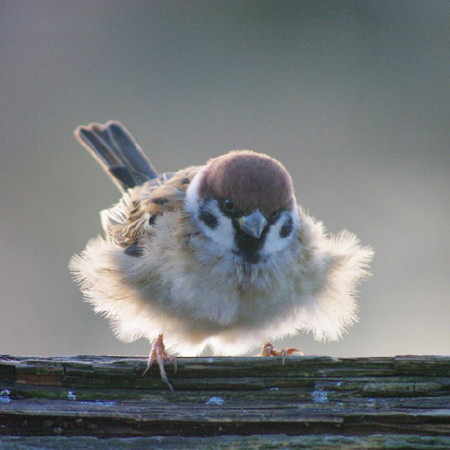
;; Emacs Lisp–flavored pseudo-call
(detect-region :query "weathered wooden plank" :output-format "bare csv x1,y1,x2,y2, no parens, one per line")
0,355,449,444
3,355,449,382
1,434,450,449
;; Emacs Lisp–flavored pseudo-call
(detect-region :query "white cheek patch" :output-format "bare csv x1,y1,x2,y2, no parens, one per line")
184,168,235,252
263,210,300,255
197,201,235,251
184,166,206,215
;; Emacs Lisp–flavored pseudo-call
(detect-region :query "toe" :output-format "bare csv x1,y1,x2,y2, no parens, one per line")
142,333,177,392
259,342,303,364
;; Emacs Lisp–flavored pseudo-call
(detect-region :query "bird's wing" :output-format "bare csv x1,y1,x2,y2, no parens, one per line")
101,165,200,250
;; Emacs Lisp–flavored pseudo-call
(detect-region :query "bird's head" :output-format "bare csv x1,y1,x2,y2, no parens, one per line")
185,150,299,264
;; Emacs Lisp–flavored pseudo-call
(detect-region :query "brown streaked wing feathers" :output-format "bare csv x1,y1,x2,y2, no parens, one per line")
112,166,200,247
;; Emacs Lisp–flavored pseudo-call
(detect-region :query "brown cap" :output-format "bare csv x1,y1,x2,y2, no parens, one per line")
198,150,294,216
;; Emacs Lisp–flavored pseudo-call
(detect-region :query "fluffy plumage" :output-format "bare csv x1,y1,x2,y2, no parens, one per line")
70,121,373,356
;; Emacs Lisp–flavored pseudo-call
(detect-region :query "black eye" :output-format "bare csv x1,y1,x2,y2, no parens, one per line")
222,198,234,212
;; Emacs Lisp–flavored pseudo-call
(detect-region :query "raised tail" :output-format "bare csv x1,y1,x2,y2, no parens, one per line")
74,121,159,192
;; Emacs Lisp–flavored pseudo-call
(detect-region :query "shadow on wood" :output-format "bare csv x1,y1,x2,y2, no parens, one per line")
0,355,449,448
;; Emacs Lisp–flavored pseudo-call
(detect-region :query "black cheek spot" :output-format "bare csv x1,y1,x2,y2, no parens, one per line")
199,210,218,229
279,216,293,238
149,215,157,225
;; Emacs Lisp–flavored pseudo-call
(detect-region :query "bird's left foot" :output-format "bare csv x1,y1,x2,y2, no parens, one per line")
259,342,303,365
142,333,177,392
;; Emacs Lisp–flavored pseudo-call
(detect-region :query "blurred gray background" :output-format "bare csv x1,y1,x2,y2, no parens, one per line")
1,1,448,358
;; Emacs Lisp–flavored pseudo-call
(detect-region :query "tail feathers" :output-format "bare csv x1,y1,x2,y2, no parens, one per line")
75,121,159,192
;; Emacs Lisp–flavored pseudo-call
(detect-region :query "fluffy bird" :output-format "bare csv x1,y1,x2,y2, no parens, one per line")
70,121,373,389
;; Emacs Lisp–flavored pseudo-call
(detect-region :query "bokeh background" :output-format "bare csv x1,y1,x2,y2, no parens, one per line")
1,1,448,358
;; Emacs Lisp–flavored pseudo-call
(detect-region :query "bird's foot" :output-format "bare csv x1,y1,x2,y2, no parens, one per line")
142,333,177,392
259,341,303,365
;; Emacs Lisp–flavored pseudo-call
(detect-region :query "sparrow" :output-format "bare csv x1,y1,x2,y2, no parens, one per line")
70,121,373,390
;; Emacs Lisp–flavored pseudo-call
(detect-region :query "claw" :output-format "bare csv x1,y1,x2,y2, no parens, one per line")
142,333,177,392
259,342,303,365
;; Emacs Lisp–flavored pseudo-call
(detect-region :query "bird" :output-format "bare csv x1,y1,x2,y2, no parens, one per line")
70,120,373,391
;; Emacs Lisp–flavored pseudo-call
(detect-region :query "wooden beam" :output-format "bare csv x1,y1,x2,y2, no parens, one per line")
1,355,449,448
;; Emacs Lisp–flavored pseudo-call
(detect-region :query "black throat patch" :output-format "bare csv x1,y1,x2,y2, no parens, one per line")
232,219,269,264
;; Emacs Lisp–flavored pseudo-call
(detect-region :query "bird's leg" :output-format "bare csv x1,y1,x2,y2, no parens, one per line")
259,342,303,365
142,333,177,392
